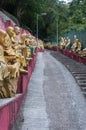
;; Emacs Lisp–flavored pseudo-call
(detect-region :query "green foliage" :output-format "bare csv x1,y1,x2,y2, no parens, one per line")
66,0,86,32
1,0,86,40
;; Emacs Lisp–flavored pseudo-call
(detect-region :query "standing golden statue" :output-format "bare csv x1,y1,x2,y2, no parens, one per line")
71,35,82,53
64,37,71,49
58,37,65,49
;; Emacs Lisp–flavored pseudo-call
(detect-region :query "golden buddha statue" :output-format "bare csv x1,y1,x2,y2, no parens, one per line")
46,42,51,48
25,38,33,56
78,48,86,57
19,33,31,59
6,26,19,48
26,34,36,47
14,26,20,35
0,28,27,73
59,37,65,49
37,40,44,50
0,45,9,80
65,38,71,49
0,45,19,98
71,35,82,53
76,39,82,52
71,35,77,52
0,29,16,56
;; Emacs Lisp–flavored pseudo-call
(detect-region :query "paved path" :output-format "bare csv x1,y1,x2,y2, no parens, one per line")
12,51,86,130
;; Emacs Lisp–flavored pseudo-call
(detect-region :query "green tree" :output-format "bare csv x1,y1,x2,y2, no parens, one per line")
1,0,86,41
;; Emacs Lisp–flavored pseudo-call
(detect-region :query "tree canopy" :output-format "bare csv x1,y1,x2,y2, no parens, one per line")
0,0,86,41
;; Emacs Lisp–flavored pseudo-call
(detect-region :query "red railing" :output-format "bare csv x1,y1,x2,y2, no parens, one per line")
58,48,86,65
0,48,44,130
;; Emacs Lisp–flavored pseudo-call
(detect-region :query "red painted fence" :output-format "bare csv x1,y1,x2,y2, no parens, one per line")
58,48,86,65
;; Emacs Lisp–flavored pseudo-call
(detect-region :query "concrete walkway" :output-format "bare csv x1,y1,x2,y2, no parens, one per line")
13,51,86,130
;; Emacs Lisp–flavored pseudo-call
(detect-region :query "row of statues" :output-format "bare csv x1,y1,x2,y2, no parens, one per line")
58,35,86,57
58,37,71,50
44,42,57,49
44,35,86,57
0,26,44,98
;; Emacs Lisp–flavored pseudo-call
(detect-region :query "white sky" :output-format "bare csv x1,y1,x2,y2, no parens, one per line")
60,0,72,3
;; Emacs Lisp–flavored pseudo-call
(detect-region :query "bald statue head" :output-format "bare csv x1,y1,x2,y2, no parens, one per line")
14,26,20,35
6,26,14,37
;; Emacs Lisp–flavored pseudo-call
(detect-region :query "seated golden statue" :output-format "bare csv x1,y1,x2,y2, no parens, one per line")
44,42,49,48
0,45,9,80
14,26,20,35
71,43,77,52
76,39,82,52
19,33,32,60
46,42,51,48
6,26,19,49
71,35,77,51
24,35,36,63
0,28,27,73
0,29,16,56
59,37,65,49
78,48,86,57
0,45,19,98
71,35,82,53
26,34,36,46
38,39,44,50
7,27,27,64
6,27,33,64
65,38,71,49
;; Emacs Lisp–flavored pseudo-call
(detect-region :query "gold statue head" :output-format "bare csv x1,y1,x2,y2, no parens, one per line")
14,26,20,35
0,29,12,48
21,33,29,41
6,26,14,37
74,35,77,39
0,29,7,44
